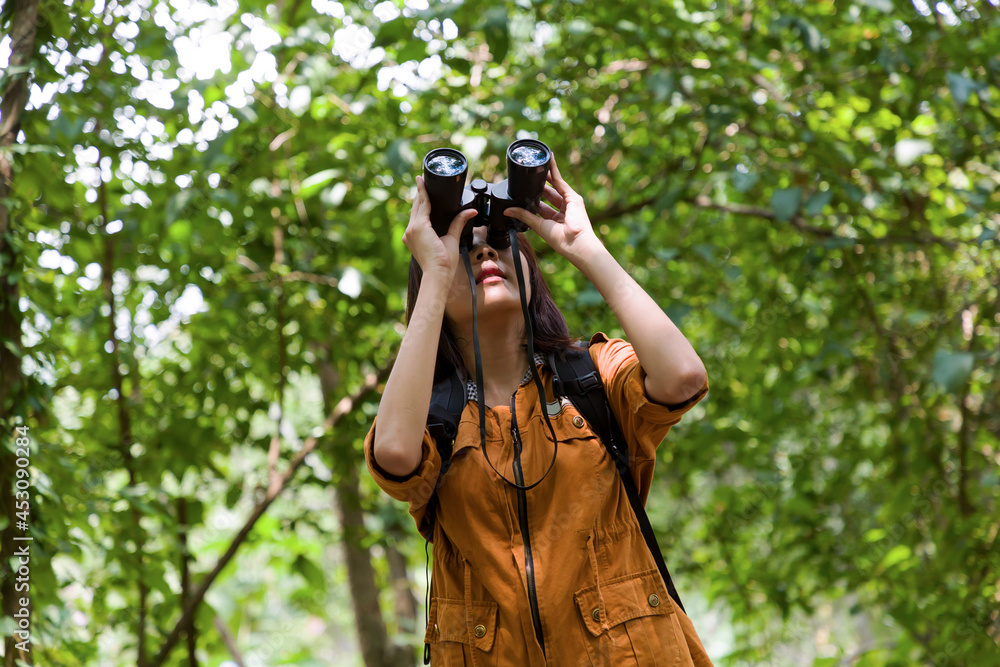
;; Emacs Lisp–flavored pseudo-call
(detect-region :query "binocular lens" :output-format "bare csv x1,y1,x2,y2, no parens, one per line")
423,148,469,235
509,144,549,167
505,139,551,215
425,152,467,176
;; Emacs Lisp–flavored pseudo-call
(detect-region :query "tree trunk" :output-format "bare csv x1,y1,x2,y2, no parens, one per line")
386,538,419,636
1,1,39,666
335,467,411,666
318,358,410,666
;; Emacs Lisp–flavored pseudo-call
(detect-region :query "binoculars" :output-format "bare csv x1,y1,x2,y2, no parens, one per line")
422,139,552,249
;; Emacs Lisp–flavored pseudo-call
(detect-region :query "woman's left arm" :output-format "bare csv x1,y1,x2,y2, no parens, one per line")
504,156,707,406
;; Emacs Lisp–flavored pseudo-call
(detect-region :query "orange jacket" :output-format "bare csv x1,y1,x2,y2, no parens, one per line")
365,333,713,666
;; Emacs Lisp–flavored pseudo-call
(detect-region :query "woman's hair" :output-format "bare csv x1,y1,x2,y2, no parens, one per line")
405,232,578,383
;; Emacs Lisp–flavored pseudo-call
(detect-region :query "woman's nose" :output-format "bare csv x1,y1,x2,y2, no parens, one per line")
475,244,498,261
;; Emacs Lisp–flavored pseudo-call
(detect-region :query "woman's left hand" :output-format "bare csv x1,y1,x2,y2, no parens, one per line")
503,154,605,265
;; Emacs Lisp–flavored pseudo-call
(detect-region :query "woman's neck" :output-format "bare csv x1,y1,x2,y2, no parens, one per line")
452,317,531,407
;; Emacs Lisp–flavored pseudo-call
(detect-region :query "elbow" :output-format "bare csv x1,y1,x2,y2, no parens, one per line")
647,361,708,406
680,361,708,396
373,430,423,478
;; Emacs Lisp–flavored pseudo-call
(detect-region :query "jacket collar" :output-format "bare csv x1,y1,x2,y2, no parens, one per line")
464,352,548,404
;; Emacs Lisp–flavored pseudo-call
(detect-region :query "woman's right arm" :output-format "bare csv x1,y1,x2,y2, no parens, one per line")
371,177,475,477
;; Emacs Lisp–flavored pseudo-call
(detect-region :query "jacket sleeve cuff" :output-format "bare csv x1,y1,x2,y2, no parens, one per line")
363,417,441,509
636,364,709,419
589,331,709,429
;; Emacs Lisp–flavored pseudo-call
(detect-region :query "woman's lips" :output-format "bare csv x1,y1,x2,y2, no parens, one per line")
476,267,505,284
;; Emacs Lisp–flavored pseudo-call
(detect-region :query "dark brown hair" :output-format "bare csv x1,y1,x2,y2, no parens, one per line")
405,232,578,383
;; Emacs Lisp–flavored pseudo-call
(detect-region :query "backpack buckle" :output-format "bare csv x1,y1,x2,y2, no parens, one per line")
576,370,602,393
553,370,602,397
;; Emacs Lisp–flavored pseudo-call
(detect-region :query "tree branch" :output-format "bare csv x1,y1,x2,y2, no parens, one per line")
242,268,340,288
213,616,245,667
98,139,149,667
689,195,962,249
178,498,198,666
149,360,395,666
267,209,288,496
588,188,966,250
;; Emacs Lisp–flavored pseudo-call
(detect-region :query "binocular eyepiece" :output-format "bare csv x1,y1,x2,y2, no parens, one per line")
422,139,551,249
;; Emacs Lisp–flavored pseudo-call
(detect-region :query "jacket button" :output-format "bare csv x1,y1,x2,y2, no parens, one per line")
648,594,660,607
592,607,600,622
434,623,439,635
474,624,486,638
573,415,585,428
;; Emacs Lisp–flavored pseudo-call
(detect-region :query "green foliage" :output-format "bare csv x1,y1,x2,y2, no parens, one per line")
3,0,998,664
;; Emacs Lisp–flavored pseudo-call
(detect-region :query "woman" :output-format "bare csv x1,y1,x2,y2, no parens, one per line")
364,153,713,666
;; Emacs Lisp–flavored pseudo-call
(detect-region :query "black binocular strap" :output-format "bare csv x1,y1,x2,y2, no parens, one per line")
455,240,559,492
424,241,561,664
550,348,686,614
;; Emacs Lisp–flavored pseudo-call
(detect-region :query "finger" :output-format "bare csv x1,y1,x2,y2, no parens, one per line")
504,206,547,232
409,178,424,216
445,208,477,243
415,176,429,207
537,203,559,220
542,184,564,210
547,154,576,197
548,154,563,184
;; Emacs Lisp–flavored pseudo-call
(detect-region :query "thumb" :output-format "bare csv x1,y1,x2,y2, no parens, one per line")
445,208,476,243
505,206,543,232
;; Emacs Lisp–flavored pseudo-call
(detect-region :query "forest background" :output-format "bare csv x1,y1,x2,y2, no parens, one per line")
0,0,998,665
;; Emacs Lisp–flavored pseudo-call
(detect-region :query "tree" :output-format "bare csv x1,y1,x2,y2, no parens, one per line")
1,0,996,664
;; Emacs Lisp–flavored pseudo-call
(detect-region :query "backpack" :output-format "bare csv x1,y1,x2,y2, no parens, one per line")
423,342,686,614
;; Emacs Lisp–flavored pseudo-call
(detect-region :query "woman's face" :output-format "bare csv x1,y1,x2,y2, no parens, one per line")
443,225,532,329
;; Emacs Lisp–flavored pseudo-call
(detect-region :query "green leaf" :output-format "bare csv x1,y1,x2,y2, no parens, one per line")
931,351,974,392
375,17,412,46
226,484,242,507
796,19,823,53
397,38,428,63
300,169,342,199
864,529,887,542
732,168,759,193
481,7,509,62
294,554,328,591
386,140,417,177
576,285,604,306
771,187,802,221
804,190,832,217
649,70,675,103
165,190,196,225
880,544,912,570
858,0,893,12
710,302,744,328
654,184,685,214
947,72,979,107
168,220,191,244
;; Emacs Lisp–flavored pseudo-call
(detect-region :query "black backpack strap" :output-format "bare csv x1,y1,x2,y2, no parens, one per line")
549,344,687,614
423,371,466,665
423,371,466,537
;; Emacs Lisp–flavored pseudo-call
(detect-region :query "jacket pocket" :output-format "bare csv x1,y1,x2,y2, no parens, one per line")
424,597,499,666
574,569,693,667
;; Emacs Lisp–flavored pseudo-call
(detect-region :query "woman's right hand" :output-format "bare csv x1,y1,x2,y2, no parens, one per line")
402,176,477,279
373,177,476,478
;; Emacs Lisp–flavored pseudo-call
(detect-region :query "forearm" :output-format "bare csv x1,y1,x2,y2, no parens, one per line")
571,243,707,405
372,271,451,476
